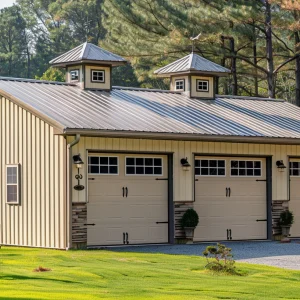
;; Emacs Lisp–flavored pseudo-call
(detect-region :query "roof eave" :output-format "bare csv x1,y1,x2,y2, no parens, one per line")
154,70,231,77
63,128,300,145
50,59,127,68
0,89,65,133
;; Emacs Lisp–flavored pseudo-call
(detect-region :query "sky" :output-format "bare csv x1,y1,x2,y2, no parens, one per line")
0,0,16,9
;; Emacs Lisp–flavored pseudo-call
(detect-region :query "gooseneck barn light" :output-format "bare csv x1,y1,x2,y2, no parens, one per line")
180,157,191,171
276,160,286,172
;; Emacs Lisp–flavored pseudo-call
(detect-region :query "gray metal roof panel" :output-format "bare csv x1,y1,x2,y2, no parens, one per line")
49,42,126,65
0,78,300,139
154,53,230,75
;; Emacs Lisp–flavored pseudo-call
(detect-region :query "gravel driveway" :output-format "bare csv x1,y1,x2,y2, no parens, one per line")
110,240,300,270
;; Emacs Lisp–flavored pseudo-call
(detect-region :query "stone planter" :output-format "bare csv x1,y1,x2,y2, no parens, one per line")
184,227,195,244
281,225,291,237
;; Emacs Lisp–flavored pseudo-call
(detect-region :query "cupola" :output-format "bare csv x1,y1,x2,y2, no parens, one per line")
154,53,230,99
50,42,127,91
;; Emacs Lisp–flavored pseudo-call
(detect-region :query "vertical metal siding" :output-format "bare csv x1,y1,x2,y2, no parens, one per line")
70,136,299,204
0,96,67,249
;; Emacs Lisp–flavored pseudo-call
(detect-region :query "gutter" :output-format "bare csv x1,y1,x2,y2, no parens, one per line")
66,134,81,250
63,129,300,145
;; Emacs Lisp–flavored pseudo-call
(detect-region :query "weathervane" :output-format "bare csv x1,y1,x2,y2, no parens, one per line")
190,33,201,53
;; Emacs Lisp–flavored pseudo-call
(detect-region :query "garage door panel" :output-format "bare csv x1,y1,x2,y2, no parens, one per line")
87,153,168,246
194,156,267,241
289,159,300,237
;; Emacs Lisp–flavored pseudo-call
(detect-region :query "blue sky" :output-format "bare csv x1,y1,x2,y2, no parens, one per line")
0,0,16,9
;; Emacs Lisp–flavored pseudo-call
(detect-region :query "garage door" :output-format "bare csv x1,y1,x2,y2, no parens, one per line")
194,156,267,241
289,159,300,237
87,153,169,246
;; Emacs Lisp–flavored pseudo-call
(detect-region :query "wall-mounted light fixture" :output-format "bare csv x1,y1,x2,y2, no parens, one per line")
180,157,191,171
73,154,84,168
276,160,286,172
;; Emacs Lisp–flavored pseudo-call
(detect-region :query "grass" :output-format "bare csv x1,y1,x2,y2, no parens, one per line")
0,247,300,299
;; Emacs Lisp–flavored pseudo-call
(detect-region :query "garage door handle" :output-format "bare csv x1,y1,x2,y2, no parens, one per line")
256,219,267,222
156,221,168,224
126,232,129,244
84,223,95,226
122,187,125,197
125,187,128,197
228,187,231,197
226,188,228,197
123,232,126,244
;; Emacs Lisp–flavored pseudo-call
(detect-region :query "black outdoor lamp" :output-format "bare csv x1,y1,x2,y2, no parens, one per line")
73,154,84,168
180,157,191,171
276,160,286,172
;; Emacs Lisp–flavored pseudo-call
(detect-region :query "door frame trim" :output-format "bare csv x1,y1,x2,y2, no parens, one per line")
193,153,272,240
86,150,174,244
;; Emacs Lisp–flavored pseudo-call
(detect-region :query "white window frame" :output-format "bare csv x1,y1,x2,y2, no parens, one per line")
70,69,79,82
125,156,163,176
196,79,209,92
6,164,20,204
289,161,300,177
230,159,262,177
175,79,185,91
195,159,226,177
88,156,119,175
91,70,105,83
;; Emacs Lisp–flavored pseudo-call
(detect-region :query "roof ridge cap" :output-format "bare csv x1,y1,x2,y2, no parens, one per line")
80,42,89,59
188,53,194,69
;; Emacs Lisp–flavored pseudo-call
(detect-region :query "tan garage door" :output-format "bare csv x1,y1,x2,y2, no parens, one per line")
289,159,300,237
194,156,267,241
87,154,168,246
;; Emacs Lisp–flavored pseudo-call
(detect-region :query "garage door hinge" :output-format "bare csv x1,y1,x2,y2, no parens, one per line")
256,179,267,182
156,178,168,180
88,178,95,180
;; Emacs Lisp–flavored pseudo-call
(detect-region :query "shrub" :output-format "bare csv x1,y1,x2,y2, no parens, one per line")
180,208,199,228
203,243,242,275
279,210,294,226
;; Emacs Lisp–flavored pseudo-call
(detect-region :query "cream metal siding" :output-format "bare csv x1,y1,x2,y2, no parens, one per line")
0,96,67,249
170,75,189,92
191,76,214,98
66,65,84,89
85,65,111,90
70,137,296,204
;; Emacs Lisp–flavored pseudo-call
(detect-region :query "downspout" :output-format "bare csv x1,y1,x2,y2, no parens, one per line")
66,134,81,249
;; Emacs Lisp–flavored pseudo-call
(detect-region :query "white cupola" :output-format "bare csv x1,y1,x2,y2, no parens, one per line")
154,53,230,99
50,42,127,91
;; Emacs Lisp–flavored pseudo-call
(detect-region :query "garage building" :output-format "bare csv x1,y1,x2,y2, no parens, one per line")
1,42,300,249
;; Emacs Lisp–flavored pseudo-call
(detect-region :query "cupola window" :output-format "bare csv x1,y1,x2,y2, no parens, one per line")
92,70,105,83
196,79,209,92
70,69,79,81
175,79,185,91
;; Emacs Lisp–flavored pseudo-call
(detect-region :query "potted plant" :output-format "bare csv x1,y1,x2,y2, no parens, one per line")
279,210,294,241
180,208,199,243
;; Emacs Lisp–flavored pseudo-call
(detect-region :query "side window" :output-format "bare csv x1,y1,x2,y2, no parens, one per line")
88,156,118,175
231,160,261,176
195,159,225,176
70,69,79,81
6,165,20,204
126,157,163,175
196,80,209,92
91,70,105,83
175,79,185,91
290,162,300,176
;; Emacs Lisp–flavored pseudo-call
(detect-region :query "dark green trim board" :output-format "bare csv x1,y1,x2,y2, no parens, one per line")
168,154,174,243
266,156,272,239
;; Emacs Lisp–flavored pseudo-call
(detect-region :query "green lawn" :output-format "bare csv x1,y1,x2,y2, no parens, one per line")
0,247,300,300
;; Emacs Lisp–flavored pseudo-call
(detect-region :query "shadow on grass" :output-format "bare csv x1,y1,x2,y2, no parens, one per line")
0,274,80,284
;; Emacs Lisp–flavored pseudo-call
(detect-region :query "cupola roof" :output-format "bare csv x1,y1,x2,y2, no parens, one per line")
49,42,127,67
154,53,230,77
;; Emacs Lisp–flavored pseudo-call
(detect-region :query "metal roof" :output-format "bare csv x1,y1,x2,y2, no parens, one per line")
154,53,230,76
0,77,300,140
49,42,127,67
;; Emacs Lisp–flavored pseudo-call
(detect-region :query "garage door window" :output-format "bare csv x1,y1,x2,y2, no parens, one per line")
289,162,300,176
88,156,118,175
195,159,225,176
231,160,261,176
126,157,162,175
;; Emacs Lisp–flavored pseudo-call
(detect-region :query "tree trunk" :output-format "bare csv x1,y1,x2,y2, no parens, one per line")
295,32,300,106
230,38,237,95
220,36,228,94
265,0,275,98
253,26,259,97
